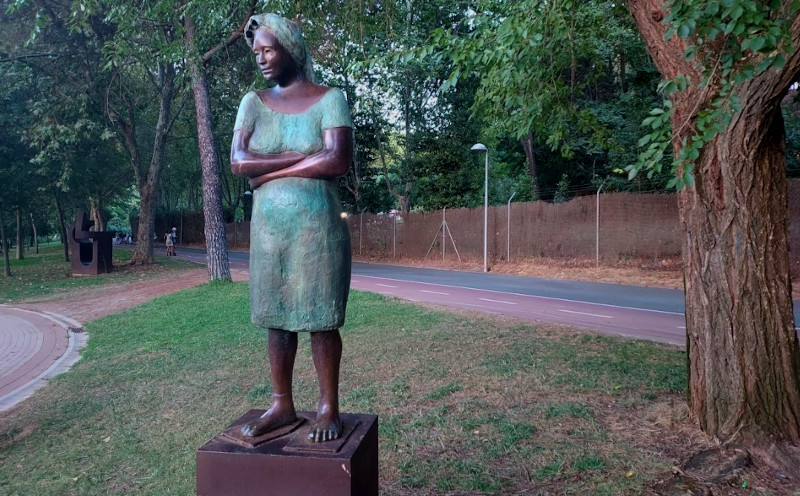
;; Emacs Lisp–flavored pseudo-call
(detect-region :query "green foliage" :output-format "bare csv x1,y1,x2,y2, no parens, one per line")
431,1,640,153
553,173,570,203
418,0,673,200
629,0,800,189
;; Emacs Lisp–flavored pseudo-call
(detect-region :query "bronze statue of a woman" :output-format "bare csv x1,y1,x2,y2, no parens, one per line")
230,14,353,443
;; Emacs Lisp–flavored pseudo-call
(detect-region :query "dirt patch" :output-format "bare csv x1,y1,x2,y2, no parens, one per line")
0,423,37,449
355,253,800,299
355,254,685,288
16,267,247,323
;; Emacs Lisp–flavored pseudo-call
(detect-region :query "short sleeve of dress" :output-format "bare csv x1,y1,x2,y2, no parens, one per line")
233,91,259,133
320,88,353,130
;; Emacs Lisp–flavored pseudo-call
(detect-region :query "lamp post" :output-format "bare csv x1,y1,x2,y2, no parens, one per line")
471,143,489,272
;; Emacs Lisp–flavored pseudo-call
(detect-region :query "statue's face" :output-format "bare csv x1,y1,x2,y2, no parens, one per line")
252,29,295,83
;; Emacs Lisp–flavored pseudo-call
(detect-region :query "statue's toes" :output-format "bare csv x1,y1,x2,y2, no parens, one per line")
241,420,267,437
308,427,341,442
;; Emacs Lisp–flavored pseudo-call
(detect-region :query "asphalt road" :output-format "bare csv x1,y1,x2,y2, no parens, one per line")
172,246,800,347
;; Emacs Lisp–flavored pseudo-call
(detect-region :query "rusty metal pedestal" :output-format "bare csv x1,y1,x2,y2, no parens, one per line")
197,410,378,496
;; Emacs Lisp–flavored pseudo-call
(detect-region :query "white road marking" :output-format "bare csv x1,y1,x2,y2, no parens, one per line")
478,298,516,305
354,274,685,315
376,284,399,288
558,309,613,319
419,290,450,295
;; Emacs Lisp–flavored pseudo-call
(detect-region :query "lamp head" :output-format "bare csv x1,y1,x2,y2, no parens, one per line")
471,143,488,152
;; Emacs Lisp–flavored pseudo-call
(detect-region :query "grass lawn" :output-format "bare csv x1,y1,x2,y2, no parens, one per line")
0,243,196,302
0,280,690,495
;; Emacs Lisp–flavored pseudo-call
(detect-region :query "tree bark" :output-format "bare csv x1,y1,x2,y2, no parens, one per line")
1,210,10,277
53,189,69,262
185,14,232,282
628,0,800,443
28,213,38,254
15,208,23,260
682,102,800,442
89,198,104,232
520,132,540,199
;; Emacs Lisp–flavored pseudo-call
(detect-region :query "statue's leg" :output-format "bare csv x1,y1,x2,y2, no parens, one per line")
241,328,299,437
308,329,343,442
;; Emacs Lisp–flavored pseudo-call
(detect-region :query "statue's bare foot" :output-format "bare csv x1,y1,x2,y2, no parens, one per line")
308,410,342,442
241,402,297,437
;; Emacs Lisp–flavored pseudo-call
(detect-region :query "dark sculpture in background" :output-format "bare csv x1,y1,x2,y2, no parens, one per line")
69,210,113,276
230,13,354,443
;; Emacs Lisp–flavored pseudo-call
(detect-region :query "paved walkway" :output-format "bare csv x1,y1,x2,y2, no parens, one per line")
0,306,87,412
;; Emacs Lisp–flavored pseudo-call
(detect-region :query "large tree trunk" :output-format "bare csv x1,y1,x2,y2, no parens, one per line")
682,102,800,443
15,208,23,260
126,63,176,266
629,0,800,444
89,198,104,232
133,187,158,264
1,210,10,277
185,14,231,282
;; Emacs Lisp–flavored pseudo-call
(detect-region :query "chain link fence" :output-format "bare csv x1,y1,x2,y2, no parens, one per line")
347,191,681,262
225,179,800,275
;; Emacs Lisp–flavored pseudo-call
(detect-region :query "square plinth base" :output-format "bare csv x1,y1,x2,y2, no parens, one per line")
197,410,378,496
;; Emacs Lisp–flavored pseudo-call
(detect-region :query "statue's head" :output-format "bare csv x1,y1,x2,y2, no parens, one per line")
244,14,315,83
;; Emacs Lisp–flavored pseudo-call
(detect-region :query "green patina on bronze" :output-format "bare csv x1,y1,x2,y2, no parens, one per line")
235,89,353,331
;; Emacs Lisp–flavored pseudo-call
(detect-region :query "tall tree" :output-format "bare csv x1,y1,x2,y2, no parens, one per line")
181,1,258,282
106,61,180,264
4,0,171,264
627,0,800,471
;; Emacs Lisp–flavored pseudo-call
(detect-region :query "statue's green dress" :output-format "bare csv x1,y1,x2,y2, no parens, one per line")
234,88,352,332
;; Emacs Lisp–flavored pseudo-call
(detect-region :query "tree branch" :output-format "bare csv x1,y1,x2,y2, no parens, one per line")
0,52,59,63
201,0,258,63
165,85,191,136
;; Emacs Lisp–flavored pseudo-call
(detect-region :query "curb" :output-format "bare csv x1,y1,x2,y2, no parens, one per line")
0,306,89,412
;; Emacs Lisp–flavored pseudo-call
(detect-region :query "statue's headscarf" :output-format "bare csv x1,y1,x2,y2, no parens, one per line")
244,14,315,83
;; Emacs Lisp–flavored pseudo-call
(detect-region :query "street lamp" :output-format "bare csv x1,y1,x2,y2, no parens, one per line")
471,143,489,272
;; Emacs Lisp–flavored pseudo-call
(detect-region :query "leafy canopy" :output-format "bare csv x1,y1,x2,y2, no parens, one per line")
629,0,799,189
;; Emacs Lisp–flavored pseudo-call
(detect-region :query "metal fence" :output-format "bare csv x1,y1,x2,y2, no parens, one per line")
346,191,681,263
225,179,800,274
